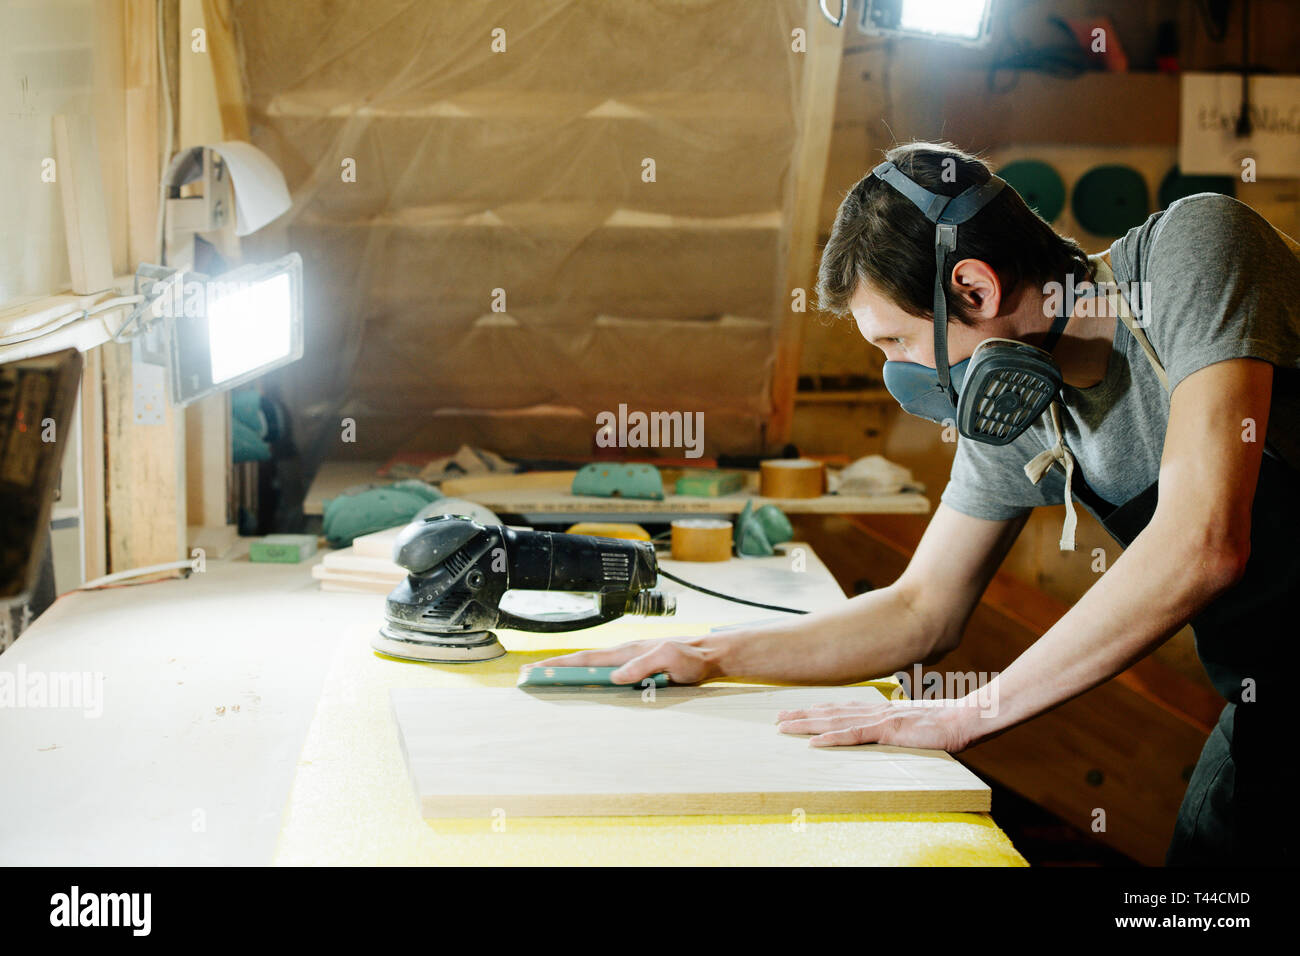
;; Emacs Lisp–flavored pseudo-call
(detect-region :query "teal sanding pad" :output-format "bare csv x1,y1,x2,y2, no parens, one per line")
1072,165,1150,237
249,534,318,563
572,463,664,500
997,159,1066,223
518,666,669,688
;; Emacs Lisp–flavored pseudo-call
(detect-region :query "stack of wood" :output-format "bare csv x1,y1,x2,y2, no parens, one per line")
311,526,405,593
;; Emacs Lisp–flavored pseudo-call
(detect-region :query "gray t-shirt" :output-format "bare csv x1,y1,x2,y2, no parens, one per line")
941,193,1300,522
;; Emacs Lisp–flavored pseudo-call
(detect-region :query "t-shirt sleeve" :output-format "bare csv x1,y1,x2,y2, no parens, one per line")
1139,194,1300,393
939,432,1063,521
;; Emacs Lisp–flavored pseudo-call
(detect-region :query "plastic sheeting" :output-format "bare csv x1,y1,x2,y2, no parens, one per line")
234,0,806,463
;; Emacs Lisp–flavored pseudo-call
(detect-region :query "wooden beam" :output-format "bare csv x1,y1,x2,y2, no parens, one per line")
103,0,187,571
768,1,844,447
124,0,161,268
185,391,231,529
200,0,250,142
78,348,108,582
182,0,247,535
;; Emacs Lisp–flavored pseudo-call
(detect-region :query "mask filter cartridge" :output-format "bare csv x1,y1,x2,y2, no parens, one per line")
955,338,1063,445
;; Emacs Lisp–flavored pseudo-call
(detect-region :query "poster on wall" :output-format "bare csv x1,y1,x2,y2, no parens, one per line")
1179,73,1300,178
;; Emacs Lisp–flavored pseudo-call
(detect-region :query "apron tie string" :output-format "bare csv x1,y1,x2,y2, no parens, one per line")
1023,401,1078,551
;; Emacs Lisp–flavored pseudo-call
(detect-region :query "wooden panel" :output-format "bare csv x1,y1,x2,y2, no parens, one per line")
52,115,115,295
102,341,187,569
184,392,231,528
103,0,187,571
392,685,990,818
769,0,845,444
124,0,160,267
200,0,251,143
942,73,1180,152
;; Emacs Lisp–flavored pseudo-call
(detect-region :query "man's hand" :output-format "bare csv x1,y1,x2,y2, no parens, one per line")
776,698,977,752
527,638,721,685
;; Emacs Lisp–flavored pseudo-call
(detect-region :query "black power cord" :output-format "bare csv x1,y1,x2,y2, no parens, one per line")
656,568,809,616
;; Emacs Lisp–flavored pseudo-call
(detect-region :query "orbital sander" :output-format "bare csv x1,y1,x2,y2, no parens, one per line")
375,515,677,663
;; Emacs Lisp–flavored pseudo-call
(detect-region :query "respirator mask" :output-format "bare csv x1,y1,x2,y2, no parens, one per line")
871,161,1072,446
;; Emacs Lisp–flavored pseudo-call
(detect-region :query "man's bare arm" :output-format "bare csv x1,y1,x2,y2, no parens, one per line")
533,502,1027,685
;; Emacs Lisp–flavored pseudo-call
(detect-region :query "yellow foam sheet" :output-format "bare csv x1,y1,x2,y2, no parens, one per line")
274,622,1026,866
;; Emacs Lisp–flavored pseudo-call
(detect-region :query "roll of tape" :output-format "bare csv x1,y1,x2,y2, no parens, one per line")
760,458,825,499
670,518,733,562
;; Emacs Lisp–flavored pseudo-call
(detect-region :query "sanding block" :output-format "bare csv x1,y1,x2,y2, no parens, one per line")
571,463,664,500
674,469,745,496
518,665,669,688
249,533,318,563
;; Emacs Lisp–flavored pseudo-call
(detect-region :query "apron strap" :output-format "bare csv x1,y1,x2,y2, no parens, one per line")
1092,256,1170,392
1024,400,1080,551
1022,255,1171,552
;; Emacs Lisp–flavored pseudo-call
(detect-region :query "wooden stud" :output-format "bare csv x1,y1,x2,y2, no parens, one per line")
768,1,844,446
78,348,108,582
102,0,187,571
200,0,250,142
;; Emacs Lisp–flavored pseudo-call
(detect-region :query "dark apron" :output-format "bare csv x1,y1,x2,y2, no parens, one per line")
1070,447,1300,866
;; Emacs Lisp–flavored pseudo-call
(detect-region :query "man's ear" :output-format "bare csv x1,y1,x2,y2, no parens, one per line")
949,259,1002,319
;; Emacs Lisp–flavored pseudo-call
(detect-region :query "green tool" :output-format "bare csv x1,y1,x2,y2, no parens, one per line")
571,463,664,500
249,533,318,563
518,665,669,688
734,500,794,557
675,469,745,497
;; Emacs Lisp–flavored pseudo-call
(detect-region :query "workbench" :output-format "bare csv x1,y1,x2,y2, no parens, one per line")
0,540,1024,866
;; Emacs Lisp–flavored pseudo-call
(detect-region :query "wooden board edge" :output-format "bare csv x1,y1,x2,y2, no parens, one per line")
419,789,992,819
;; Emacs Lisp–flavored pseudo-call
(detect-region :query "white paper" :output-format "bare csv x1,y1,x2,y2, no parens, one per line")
1179,74,1300,177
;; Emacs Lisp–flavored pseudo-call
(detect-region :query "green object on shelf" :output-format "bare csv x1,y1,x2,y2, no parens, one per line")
571,463,664,500
1158,165,1234,210
735,500,793,557
997,159,1066,223
249,533,318,563
321,479,442,548
675,470,745,497
1072,165,1150,237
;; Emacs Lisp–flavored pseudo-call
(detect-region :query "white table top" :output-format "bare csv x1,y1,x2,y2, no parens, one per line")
0,541,845,865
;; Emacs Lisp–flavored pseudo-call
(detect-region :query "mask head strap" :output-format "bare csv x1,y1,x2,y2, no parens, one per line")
870,160,1006,396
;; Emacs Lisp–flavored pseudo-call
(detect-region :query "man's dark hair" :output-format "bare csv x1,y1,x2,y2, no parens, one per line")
816,141,1091,324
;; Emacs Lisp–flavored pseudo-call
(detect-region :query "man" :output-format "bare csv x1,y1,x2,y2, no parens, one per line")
535,142,1300,865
